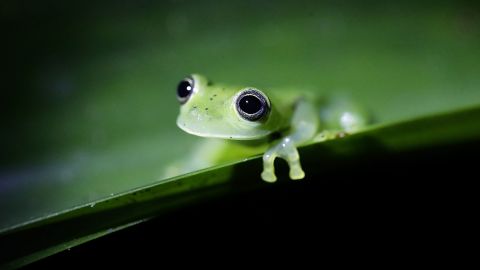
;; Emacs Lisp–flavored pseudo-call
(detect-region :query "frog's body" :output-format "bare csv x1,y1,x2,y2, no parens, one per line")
171,74,369,182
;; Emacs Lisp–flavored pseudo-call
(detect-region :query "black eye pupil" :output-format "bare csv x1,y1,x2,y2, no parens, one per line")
177,78,194,104
239,95,262,114
236,89,269,121
177,80,192,98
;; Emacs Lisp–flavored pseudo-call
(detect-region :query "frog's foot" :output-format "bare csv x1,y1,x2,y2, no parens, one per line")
314,130,351,142
335,131,349,139
289,165,305,180
261,169,277,183
284,148,304,180
261,152,277,182
313,131,336,142
261,137,305,182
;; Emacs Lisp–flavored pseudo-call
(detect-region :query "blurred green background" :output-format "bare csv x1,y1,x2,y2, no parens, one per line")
1,0,479,230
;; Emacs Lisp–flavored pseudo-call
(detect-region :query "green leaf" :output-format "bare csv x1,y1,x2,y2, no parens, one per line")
1,106,480,268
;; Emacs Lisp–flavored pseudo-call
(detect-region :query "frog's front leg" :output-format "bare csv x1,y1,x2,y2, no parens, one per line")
261,99,319,182
261,137,305,182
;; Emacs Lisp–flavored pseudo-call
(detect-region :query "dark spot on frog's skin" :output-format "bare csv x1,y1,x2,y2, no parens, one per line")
210,97,213,101
213,94,217,97
193,106,197,109
205,108,208,110
207,80,214,86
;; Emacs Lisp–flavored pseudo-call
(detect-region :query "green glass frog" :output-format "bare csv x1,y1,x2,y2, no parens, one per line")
173,74,369,182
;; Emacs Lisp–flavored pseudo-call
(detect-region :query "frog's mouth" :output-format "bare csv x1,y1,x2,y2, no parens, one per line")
176,116,272,140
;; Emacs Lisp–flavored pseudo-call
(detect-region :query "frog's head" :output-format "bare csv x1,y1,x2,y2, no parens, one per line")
176,74,286,140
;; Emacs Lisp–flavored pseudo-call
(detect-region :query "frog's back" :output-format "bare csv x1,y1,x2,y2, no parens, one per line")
317,94,370,132
269,89,369,133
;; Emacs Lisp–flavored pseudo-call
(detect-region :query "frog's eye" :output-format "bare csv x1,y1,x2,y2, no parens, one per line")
177,76,194,104
235,89,270,121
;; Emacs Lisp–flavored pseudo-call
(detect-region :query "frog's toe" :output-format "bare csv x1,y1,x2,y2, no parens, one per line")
313,131,337,142
289,166,305,180
261,170,277,183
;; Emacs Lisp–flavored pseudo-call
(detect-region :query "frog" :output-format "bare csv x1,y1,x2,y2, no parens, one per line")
173,74,369,183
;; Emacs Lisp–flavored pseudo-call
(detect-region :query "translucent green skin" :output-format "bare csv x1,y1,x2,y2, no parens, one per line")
175,74,368,182
177,74,291,140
